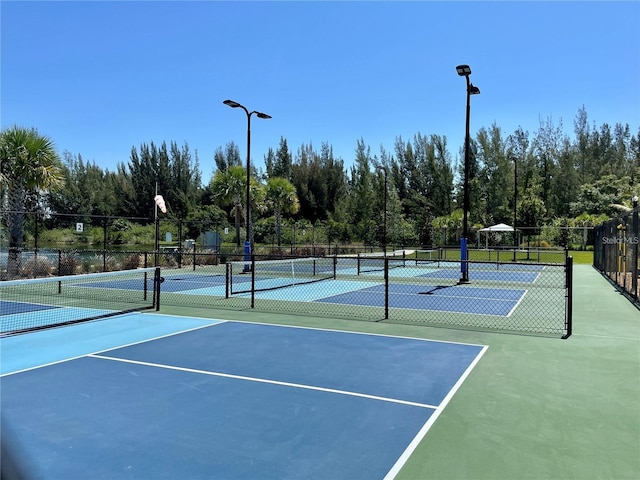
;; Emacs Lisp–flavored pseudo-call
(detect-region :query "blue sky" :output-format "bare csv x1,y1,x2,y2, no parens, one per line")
2,1,639,181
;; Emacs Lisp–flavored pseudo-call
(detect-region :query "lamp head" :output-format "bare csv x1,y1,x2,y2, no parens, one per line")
223,99,242,108
456,64,471,76
469,84,481,95
255,112,272,120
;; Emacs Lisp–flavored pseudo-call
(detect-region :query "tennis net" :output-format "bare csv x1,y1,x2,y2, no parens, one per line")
0,267,160,336
353,252,407,274
229,256,336,295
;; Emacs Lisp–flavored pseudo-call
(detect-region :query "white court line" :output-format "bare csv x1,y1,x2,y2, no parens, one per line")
383,344,490,480
89,353,438,410
506,289,528,317
226,318,488,348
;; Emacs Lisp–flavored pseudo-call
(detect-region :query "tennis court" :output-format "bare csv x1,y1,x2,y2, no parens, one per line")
49,256,539,319
1,265,638,480
1,311,486,479
126,272,527,317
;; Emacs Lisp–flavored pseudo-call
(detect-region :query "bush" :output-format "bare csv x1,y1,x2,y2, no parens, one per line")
59,251,81,275
81,254,107,273
121,254,142,270
198,250,220,265
20,256,53,277
104,254,120,272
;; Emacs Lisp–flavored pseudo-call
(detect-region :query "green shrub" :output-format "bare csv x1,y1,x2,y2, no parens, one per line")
198,250,220,265
20,256,53,277
122,254,142,270
104,254,119,272
59,251,81,275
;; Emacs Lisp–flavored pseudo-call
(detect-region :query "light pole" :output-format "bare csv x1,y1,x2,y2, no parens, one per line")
376,166,388,254
456,64,480,284
223,99,271,263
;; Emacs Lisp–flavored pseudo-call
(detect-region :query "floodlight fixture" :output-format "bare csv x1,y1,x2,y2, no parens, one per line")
456,64,471,76
223,99,242,108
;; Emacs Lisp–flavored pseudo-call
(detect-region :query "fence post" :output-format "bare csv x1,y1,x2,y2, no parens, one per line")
563,255,573,339
633,200,638,300
103,217,108,272
178,219,183,269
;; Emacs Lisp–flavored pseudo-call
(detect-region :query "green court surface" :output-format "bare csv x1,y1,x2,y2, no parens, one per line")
158,264,639,480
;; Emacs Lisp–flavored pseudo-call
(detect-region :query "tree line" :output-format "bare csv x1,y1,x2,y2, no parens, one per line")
2,106,639,255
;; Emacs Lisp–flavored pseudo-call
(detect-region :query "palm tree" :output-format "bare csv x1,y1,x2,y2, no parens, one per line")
210,165,245,247
0,126,64,277
264,177,299,247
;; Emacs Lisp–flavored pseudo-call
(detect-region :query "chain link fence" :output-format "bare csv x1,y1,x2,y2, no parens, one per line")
594,207,639,305
156,251,572,338
1,211,401,279
2,209,572,337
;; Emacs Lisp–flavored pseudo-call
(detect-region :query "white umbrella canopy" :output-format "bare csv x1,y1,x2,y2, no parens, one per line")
478,223,514,232
478,223,515,248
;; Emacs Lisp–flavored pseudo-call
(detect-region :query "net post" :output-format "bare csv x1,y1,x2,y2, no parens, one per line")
563,255,573,339
357,253,362,275
143,271,148,301
333,254,337,279
225,262,230,299
154,267,161,311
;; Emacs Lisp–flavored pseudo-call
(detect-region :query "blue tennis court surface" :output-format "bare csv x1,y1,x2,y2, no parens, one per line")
317,283,526,316
1,317,487,479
